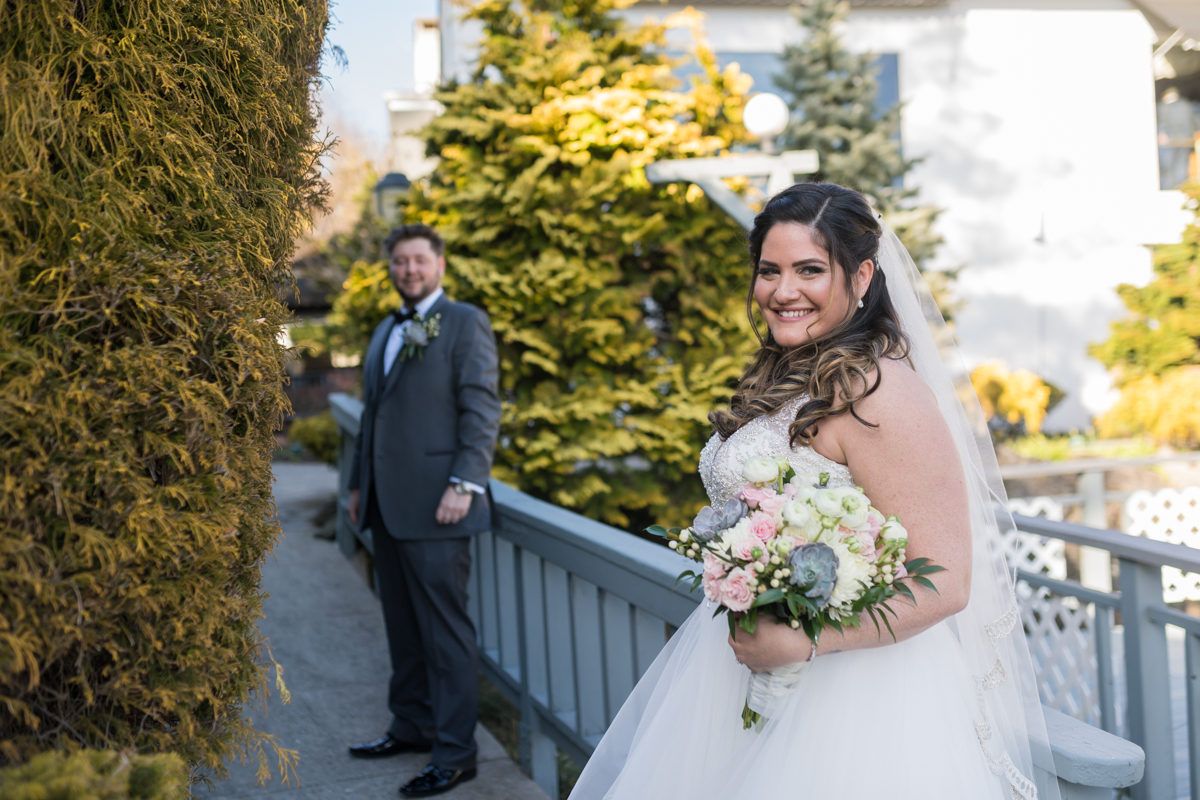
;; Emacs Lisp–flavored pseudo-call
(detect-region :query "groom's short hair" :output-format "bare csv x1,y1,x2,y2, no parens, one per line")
384,224,445,258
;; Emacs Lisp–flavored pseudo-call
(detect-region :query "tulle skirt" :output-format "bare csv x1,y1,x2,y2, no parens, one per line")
569,602,1005,800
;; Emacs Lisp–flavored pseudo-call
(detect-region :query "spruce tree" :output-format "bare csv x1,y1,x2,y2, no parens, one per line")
1092,184,1200,444
406,0,755,528
774,0,951,313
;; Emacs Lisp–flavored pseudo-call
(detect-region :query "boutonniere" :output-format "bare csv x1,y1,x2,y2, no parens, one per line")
399,312,442,361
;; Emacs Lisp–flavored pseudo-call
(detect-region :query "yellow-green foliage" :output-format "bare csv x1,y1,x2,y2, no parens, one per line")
291,256,399,366
0,749,187,800
404,0,756,528
289,412,340,466
1092,184,1200,446
0,0,328,780
970,360,1057,435
1097,368,1200,447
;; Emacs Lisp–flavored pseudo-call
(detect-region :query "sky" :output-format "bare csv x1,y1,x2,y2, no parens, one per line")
321,0,438,149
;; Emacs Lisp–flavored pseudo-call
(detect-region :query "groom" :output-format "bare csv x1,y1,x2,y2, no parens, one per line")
346,224,501,797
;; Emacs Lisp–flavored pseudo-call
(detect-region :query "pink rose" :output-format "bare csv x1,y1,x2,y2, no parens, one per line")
720,567,755,612
893,562,908,581
865,510,886,538
749,510,777,542
849,529,877,560
733,534,764,562
703,552,728,581
783,483,799,499
757,494,787,519
738,484,775,510
702,571,723,602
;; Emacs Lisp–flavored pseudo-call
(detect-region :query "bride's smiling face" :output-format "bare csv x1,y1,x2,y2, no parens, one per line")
753,222,873,349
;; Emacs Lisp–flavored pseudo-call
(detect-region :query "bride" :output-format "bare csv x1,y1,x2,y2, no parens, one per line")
568,183,1058,799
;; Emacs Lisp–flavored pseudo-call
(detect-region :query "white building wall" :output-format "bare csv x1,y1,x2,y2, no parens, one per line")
442,0,1193,431
622,0,1191,431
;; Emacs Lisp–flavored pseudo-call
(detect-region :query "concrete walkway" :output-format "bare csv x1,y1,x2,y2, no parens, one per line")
203,462,548,800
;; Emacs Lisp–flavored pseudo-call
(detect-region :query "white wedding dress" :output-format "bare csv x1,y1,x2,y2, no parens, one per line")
567,395,1006,800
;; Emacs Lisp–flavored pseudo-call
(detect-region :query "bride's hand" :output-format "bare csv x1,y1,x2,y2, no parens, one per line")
727,616,811,673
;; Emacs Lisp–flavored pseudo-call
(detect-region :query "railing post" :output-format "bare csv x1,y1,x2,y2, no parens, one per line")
1119,556,1175,800
514,533,558,798
1078,471,1112,592
527,717,558,799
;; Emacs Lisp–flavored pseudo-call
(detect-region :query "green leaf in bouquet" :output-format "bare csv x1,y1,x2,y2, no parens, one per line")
752,588,785,607
825,617,843,634
913,575,940,593
892,582,916,603
647,525,669,538
865,606,881,636
905,556,932,570
880,611,897,641
674,570,698,590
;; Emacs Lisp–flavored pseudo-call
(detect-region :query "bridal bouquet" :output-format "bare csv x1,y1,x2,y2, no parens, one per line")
649,455,943,729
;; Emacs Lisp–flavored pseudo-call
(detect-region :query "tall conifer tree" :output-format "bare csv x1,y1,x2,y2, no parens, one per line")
408,0,754,528
774,0,952,313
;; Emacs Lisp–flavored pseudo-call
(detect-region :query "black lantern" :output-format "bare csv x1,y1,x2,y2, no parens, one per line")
372,172,410,225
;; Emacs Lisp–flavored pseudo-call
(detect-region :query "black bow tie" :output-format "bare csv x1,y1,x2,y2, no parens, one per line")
394,307,415,323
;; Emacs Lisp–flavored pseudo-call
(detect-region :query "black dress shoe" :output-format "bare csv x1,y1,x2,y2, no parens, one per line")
398,764,478,797
348,733,432,759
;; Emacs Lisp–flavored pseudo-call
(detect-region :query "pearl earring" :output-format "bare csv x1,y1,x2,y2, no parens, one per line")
857,298,864,309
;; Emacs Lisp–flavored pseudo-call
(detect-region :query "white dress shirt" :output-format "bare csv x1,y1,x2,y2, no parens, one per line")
380,286,484,496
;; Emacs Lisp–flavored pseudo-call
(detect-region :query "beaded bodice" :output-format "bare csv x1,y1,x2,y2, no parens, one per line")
699,396,855,506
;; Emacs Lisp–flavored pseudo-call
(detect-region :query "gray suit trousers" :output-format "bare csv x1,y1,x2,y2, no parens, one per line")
367,490,478,771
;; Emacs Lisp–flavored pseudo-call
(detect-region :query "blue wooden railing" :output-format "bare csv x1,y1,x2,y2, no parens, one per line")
329,393,1146,799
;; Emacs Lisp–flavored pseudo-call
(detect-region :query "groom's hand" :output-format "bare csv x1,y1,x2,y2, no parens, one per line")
435,485,472,525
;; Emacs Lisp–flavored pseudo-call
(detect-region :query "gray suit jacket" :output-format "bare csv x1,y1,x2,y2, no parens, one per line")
348,293,501,539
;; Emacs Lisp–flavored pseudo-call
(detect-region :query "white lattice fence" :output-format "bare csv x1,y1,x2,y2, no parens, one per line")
1125,487,1200,603
1006,497,1100,725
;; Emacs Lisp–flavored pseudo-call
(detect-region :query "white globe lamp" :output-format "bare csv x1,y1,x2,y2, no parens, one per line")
743,92,790,153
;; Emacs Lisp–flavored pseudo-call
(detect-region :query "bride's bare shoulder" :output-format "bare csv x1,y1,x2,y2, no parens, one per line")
822,358,941,440
859,358,937,416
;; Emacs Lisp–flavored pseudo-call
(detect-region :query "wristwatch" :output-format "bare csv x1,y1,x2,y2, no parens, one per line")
452,482,472,496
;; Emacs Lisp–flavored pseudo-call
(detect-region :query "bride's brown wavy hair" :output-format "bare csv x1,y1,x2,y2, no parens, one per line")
710,183,910,446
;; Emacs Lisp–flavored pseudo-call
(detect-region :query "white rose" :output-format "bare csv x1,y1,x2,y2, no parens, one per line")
814,488,844,519
781,499,814,530
742,456,780,484
837,488,870,529
829,541,872,608
881,517,909,541
788,472,823,503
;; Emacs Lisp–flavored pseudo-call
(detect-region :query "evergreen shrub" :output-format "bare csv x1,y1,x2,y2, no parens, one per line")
1092,183,1200,446
408,0,755,528
0,0,328,780
288,412,339,466
0,749,187,800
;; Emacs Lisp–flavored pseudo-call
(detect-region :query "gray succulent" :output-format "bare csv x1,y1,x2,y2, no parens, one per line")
691,497,748,542
787,543,840,609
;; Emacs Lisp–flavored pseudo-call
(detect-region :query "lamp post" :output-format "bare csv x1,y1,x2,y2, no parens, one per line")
743,92,790,155
644,93,815,230
372,172,410,226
